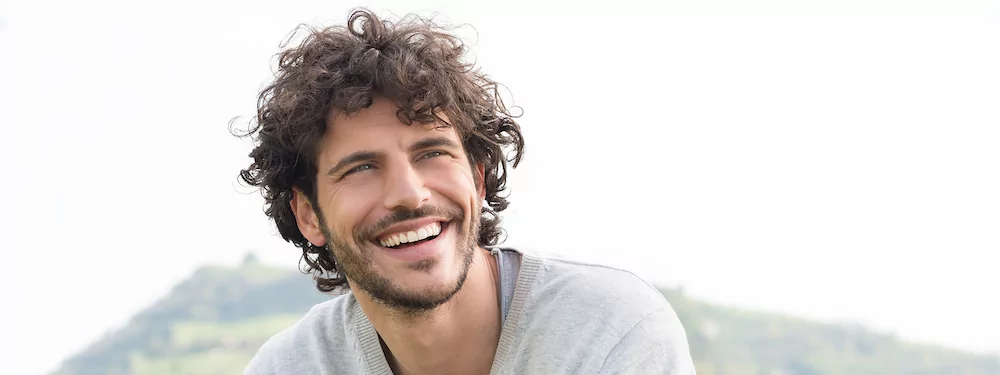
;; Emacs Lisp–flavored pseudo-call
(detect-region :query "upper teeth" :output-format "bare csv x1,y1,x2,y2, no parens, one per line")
379,222,442,248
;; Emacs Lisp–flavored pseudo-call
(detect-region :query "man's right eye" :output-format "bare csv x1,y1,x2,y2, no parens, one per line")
344,164,374,176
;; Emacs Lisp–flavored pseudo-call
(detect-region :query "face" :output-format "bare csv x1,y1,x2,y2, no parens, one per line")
292,96,485,313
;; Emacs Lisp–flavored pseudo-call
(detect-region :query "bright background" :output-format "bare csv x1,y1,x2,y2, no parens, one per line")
2,0,999,374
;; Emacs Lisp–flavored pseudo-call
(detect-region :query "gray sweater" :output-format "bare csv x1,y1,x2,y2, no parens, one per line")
243,248,696,374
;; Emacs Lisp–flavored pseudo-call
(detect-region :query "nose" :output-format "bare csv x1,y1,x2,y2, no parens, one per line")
382,159,431,211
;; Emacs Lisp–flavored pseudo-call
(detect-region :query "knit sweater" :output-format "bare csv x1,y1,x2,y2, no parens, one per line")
243,248,696,374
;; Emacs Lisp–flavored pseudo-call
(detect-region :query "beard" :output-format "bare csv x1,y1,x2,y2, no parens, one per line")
317,201,480,315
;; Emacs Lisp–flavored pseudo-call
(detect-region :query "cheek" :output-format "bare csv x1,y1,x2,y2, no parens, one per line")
424,167,478,205
325,184,378,239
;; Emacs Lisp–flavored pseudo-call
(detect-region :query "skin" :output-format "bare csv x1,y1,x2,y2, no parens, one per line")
289,96,503,375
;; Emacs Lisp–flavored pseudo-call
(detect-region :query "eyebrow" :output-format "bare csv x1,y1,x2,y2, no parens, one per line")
408,136,461,153
327,151,379,177
326,136,461,177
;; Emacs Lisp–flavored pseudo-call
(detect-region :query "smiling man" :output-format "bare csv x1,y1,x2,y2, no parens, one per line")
237,8,696,375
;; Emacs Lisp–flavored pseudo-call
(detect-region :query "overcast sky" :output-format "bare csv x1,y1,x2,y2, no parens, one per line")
2,0,999,374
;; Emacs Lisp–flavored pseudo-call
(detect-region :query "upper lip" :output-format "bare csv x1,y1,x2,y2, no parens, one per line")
373,217,448,240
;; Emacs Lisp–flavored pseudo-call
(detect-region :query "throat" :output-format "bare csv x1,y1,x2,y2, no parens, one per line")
380,329,498,375
373,248,503,375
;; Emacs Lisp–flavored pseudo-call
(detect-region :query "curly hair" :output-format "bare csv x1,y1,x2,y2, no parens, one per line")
232,8,525,294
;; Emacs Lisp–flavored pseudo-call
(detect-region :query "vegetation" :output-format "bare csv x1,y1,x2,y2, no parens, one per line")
51,253,1000,375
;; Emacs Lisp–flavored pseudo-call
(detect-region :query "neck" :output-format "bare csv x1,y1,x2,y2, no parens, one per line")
358,247,502,375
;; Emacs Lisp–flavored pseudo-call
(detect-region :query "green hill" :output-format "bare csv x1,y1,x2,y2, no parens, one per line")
51,254,1000,375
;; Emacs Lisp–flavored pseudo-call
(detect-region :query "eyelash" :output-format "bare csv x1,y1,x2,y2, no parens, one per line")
421,150,446,159
341,151,448,178
346,164,374,175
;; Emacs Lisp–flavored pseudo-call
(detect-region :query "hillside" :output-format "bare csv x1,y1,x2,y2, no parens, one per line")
51,253,1000,375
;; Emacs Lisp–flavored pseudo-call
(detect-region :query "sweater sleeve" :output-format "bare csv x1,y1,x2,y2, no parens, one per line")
597,307,698,375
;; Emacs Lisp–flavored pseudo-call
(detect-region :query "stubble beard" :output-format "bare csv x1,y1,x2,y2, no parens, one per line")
318,202,481,316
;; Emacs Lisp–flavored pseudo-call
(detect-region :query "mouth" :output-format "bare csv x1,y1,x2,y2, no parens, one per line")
375,221,446,249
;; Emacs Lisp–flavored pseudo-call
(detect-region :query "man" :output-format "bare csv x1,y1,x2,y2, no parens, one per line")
236,8,696,375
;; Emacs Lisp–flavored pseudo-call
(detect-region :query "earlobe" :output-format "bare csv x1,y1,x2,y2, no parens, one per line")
290,189,327,246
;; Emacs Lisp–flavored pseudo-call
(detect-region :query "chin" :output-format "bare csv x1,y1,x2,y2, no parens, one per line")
372,265,468,312
388,249,463,293
361,227,475,311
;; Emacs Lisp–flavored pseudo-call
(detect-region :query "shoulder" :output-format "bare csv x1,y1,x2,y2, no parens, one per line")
507,249,696,373
242,293,359,375
528,251,673,317
597,305,698,374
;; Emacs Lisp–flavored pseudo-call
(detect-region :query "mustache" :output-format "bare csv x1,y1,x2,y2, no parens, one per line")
356,204,464,241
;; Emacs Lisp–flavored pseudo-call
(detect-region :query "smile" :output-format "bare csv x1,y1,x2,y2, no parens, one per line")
377,221,443,248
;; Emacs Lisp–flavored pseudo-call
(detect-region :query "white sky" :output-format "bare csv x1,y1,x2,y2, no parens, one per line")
2,0,999,374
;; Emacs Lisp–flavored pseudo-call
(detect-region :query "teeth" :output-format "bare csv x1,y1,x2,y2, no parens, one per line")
379,222,443,248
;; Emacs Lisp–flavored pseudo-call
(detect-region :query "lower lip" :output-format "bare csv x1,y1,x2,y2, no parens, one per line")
377,222,449,263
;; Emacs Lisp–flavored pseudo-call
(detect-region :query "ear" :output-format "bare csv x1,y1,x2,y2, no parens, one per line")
475,162,486,200
290,188,327,246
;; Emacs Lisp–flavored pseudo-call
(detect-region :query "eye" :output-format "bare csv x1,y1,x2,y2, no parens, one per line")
344,163,375,177
420,150,446,160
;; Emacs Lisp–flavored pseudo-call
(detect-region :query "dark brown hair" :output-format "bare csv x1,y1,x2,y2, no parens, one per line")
232,8,525,293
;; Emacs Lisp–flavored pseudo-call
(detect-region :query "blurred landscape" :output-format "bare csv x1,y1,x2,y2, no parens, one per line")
50,253,1000,375
6,1,1000,374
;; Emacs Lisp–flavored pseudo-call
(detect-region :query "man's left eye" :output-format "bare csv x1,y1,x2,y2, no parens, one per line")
421,151,445,159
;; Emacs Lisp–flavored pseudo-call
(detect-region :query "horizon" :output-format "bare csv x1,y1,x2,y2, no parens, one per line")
3,0,999,374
